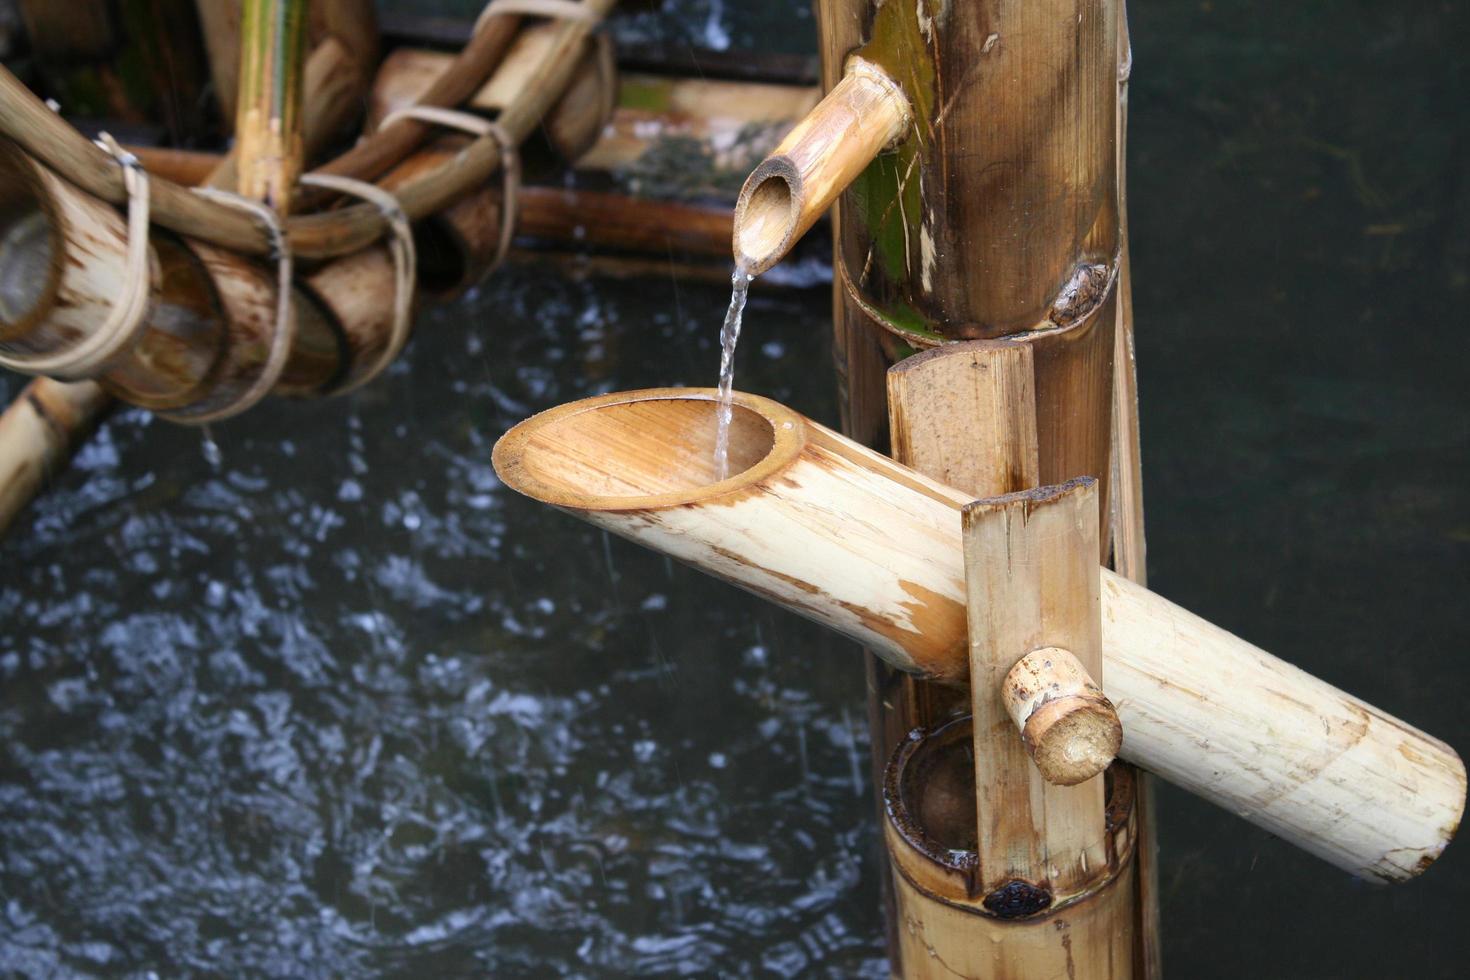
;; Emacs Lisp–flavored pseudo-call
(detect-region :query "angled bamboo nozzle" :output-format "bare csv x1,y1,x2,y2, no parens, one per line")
732,57,910,274
493,388,1466,884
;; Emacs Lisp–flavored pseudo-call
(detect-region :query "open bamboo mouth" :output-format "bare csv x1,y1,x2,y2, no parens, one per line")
732,171,797,275
0,144,60,336
492,387,807,511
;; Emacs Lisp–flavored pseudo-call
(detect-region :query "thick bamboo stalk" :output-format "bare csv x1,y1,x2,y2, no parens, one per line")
0,378,110,535
492,387,1466,883
884,718,1137,979
732,59,909,274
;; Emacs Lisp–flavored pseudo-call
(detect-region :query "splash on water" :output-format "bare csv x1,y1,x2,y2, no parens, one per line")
714,265,753,480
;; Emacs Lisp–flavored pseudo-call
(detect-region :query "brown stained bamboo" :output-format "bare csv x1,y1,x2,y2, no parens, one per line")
0,141,158,365
0,0,613,260
491,387,1467,884
232,0,308,211
196,0,244,122
963,480,1110,903
0,378,110,535
733,59,909,275
1003,647,1122,787
883,719,1138,979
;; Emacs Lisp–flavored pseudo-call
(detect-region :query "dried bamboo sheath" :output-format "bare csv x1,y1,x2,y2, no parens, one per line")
493,389,1466,885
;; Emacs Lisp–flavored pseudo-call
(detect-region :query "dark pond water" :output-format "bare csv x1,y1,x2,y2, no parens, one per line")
3,1,1468,977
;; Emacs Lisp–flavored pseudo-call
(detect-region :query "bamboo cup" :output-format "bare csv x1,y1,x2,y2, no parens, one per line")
492,388,1466,884
732,57,910,274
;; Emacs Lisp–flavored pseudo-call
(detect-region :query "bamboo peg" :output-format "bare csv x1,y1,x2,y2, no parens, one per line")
1003,646,1122,786
732,57,909,274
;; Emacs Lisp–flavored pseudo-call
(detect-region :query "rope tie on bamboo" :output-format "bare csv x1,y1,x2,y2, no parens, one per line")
377,105,522,277
157,188,295,425
0,134,151,380
473,0,598,35
299,173,417,394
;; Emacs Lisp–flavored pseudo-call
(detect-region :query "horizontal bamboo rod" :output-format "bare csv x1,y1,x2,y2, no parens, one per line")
492,388,1466,884
732,57,909,274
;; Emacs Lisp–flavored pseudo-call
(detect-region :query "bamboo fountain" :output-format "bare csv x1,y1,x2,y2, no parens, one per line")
492,0,1467,976
0,1,1463,974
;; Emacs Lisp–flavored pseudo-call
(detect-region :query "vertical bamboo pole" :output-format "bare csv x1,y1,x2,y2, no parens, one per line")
233,0,307,212
811,0,1146,970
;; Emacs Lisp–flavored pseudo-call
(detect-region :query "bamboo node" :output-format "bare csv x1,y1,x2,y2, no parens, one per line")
378,105,522,279
981,879,1053,919
0,134,152,380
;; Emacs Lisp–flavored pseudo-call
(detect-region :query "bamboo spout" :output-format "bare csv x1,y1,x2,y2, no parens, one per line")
493,388,1466,884
732,58,909,274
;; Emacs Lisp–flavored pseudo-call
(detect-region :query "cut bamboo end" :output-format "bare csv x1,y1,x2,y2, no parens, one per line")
732,57,909,274
1005,647,1123,786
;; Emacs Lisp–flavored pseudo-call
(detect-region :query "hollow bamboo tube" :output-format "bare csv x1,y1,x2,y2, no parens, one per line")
0,378,110,535
1004,647,1122,787
492,388,1466,883
732,58,909,274
884,718,1137,978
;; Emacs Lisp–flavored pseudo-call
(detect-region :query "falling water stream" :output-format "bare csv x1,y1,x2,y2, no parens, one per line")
714,265,753,480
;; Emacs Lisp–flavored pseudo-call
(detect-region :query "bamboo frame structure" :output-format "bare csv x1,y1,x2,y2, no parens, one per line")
491,387,1466,885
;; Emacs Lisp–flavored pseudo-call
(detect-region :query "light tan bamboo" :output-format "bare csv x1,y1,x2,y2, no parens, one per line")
492,387,1466,884
732,58,909,274
963,479,1110,907
0,378,110,534
1003,647,1122,787
883,718,1138,978
232,0,307,210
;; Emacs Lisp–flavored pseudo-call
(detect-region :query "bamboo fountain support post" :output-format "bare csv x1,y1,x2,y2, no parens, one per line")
730,0,1155,969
